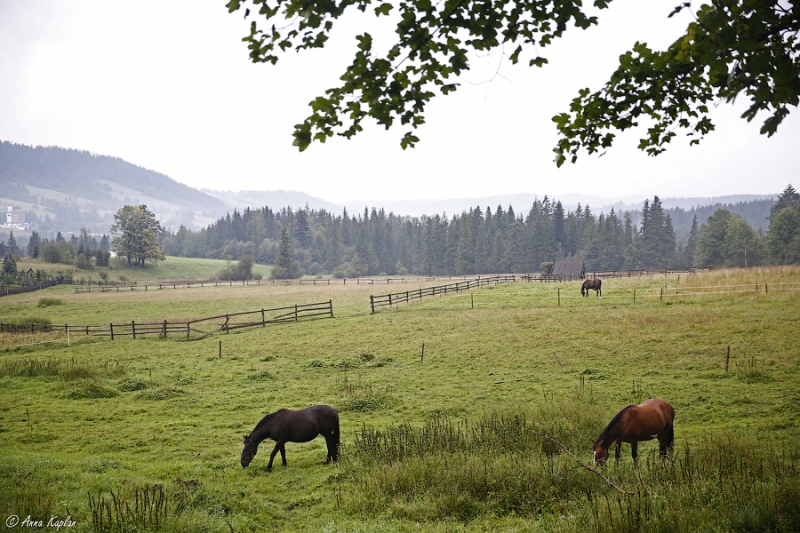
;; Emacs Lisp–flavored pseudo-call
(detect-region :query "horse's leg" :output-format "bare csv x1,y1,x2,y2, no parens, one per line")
266,441,283,472
631,441,639,463
614,442,621,463
279,442,288,467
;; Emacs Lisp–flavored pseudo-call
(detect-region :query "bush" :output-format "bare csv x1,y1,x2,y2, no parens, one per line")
217,255,256,281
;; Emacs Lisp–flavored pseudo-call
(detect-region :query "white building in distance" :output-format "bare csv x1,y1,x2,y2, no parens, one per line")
3,206,33,230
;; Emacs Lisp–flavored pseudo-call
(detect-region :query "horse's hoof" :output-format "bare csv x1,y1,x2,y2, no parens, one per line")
265,467,272,473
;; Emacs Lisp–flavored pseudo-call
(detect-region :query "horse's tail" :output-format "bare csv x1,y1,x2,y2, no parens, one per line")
664,422,675,453
332,411,340,460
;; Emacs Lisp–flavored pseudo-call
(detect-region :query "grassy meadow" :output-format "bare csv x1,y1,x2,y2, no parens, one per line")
1,265,799,532
14,256,274,285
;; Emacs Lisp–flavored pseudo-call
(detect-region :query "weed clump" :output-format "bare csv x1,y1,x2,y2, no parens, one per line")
37,298,64,308
338,383,394,412
118,378,147,392
65,381,120,399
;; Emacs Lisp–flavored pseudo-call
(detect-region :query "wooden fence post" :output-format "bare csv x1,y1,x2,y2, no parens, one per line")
110,323,114,341
725,346,730,372
329,300,333,318
186,323,190,339
132,321,136,339
370,295,375,313
294,305,298,321
389,293,393,308
162,320,167,339
261,308,266,326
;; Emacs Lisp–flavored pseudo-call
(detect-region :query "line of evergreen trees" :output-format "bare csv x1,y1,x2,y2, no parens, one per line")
159,195,719,277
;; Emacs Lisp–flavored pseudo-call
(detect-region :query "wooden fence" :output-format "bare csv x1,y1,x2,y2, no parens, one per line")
0,280,64,298
370,275,516,312
585,267,699,279
0,301,333,341
73,274,507,293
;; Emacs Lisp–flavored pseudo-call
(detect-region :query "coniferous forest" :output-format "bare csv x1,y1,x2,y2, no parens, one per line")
157,187,800,278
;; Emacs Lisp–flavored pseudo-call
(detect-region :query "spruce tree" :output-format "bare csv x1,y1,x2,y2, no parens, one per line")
271,226,302,279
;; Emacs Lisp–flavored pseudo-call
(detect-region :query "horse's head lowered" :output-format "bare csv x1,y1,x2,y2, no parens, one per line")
591,439,609,464
241,434,258,467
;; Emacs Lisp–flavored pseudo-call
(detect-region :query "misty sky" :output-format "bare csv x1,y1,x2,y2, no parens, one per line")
1,0,797,205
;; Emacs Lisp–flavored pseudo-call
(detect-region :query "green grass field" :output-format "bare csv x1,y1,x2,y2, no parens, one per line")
15,256,274,285
1,265,799,532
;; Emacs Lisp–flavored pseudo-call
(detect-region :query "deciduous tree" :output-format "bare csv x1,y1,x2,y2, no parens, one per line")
110,205,165,268
227,0,798,161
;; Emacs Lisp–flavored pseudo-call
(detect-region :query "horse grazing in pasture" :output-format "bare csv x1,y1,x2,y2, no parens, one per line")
592,398,674,464
241,405,339,472
581,279,602,297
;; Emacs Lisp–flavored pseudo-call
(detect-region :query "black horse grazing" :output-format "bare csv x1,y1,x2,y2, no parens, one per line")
241,405,339,471
592,398,675,464
581,279,602,297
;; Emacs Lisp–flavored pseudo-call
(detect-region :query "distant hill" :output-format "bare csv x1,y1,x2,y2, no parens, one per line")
0,139,779,243
0,140,227,235
201,189,341,214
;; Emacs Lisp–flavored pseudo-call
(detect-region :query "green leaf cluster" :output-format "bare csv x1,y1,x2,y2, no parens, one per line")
554,0,800,165
228,0,606,150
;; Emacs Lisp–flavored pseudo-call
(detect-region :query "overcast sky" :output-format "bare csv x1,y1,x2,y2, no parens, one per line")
1,0,797,205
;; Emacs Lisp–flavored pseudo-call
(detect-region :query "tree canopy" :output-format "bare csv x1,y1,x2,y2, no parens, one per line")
226,0,798,161
110,205,166,268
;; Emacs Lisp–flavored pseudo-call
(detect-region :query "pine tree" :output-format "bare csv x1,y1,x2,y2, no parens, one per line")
6,232,19,257
769,184,800,223
3,253,17,278
686,215,699,267
271,226,302,279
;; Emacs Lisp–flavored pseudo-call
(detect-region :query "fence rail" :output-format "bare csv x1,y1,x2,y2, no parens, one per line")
0,301,333,341
636,283,800,300
0,280,65,298
73,274,517,294
370,275,516,312
586,267,699,279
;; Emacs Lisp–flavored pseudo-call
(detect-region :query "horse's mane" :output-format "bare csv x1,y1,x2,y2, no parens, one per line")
597,405,633,444
253,409,286,432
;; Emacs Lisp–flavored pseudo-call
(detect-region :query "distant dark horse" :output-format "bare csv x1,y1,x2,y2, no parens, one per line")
241,405,339,471
581,279,602,297
592,398,674,464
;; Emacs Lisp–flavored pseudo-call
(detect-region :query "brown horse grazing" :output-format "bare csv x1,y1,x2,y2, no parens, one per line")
241,405,339,472
592,398,674,464
581,279,602,297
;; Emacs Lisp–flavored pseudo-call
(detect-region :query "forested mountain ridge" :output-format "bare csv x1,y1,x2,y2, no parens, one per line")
0,141,227,232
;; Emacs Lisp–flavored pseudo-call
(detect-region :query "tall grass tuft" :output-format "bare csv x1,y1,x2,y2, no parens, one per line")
0,358,62,377
88,484,185,532
37,298,64,308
